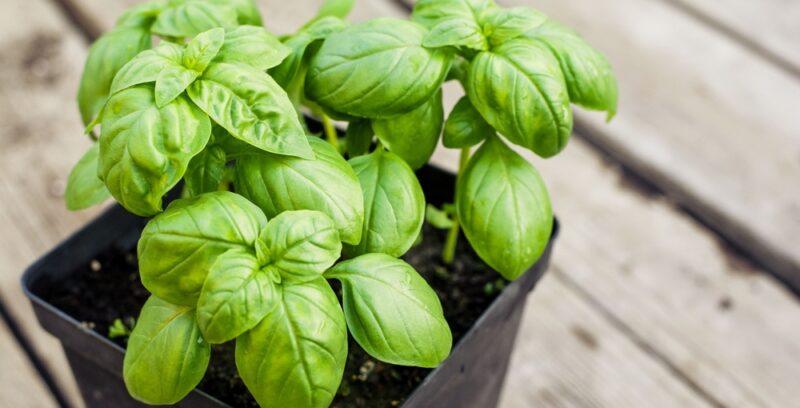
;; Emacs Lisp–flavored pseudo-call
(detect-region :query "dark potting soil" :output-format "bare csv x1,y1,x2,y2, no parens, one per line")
45,224,508,408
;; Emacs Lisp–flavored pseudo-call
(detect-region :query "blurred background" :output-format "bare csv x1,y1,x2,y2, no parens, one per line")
1,0,798,406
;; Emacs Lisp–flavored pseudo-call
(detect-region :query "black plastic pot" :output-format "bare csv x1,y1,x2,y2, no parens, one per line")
22,163,558,408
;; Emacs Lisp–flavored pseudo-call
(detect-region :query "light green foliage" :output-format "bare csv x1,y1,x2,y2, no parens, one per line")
371,90,443,170
123,296,210,405
480,6,547,47
344,150,425,258
151,0,238,38
269,17,348,88
183,144,226,197
306,18,451,118
65,143,110,210
215,26,290,71
344,119,373,157
425,204,455,229
236,279,347,408
234,137,364,244
326,254,452,367
442,96,493,148
456,136,553,279
412,0,496,51
314,0,355,21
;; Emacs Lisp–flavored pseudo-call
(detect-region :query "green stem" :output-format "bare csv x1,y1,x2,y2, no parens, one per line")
442,147,470,264
321,114,340,152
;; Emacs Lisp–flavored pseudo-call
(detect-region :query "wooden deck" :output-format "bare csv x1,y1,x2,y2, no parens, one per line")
1,0,798,407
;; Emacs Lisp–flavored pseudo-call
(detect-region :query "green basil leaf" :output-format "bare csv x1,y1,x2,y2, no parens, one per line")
314,0,355,20
343,150,425,258
115,1,164,29
326,254,451,367
214,26,289,71
235,137,363,244
372,89,443,169
98,86,211,216
152,0,238,38
188,62,312,158
110,42,185,96
306,18,451,118
530,20,618,119
77,27,151,125
467,39,572,158
184,144,226,196
425,204,454,229
456,136,553,280
236,278,347,408
196,249,279,343
443,96,492,148
206,0,262,25
413,0,495,50
480,6,547,47
258,210,342,283
123,296,210,405
269,17,347,88
138,191,268,305
182,27,226,72
65,143,111,211
345,119,373,157
423,19,488,51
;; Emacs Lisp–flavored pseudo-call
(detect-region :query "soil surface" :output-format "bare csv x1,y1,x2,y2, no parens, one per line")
45,224,506,407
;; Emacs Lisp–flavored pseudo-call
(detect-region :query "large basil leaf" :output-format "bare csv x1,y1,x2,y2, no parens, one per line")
123,296,210,405
529,20,618,118
188,62,312,159
306,18,451,118
456,136,553,280
138,191,268,305
343,150,425,258
196,249,279,344
269,17,347,88
236,278,347,408
152,0,238,38
467,38,572,158
77,27,151,125
214,26,289,71
371,90,443,170
443,96,493,148
183,144,226,197
65,143,110,210
206,0,262,25
326,254,451,367
480,6,547,47
235,137,364,244
98,86,211,216
412,0,495,51
258,210,341,283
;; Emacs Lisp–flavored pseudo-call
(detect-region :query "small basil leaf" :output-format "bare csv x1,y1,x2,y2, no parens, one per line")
123,296,210,405
456,136,553,280
182,27,226,72
372,90,443,169
480,6,547,47
235,137,364,244
259,210,342,283
214,26,290,71
326,254,452,367
413,0,495,50
443,96,492,148
343,150,425,258
467,39,572,158
269,17,347,88
345,119,373,157
188,62,312,158
206,0,262,25
425,204,454,230
77,27,151,125
530,20,618,119
423,18,488,51
196,249,279,343
236,278,347,408
152,1,238,38
155,65,198,108
306,18,451,118
314,0,355,20
138,191,268,305
110,42,185,96
115,1,164,29
65,143,111,211
98,86,211,216
184,144,226,197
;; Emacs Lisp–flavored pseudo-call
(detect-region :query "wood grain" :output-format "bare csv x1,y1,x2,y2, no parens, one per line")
0,319,56,407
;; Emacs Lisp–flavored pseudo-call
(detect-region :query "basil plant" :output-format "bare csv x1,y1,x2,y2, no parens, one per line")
64,0,616,406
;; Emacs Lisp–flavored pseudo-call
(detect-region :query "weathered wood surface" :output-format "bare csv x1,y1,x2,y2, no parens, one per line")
4,0,799,407
664,0,800,76
494,0,800,290
0,321,56,407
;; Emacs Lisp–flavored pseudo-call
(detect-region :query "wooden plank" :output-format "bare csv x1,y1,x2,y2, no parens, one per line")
498,274,709,408
0,319,57,407
0,0,106,407
662,0,800,76
491,0,800,291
